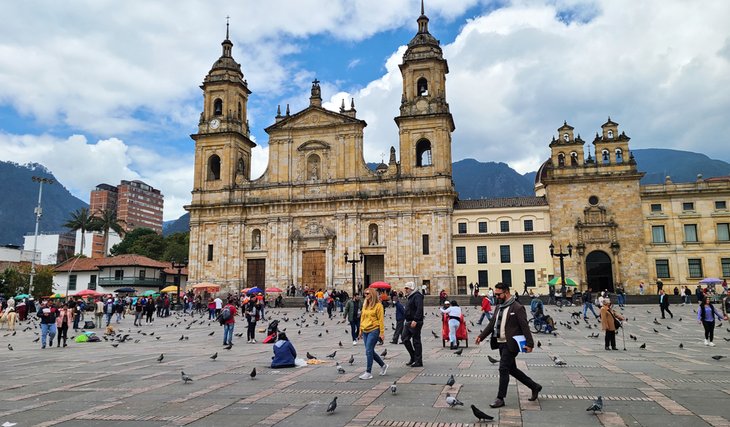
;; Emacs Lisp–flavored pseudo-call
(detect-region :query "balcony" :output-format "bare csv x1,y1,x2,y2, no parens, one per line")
98,278,164,287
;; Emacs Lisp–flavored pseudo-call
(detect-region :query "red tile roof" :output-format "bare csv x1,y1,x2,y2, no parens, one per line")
54,254,171,272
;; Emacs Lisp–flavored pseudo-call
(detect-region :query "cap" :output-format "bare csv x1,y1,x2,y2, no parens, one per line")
404,281,415,289
444,300,451,305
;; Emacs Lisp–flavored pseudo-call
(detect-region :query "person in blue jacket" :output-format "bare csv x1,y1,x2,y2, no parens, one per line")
390,295,405,344
271,332,297,368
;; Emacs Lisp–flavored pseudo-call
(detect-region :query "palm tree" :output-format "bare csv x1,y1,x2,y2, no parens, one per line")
91,208,126,256
63,208,94,255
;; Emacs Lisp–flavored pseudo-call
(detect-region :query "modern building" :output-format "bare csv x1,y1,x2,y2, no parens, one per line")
452,197,554,295
53,254,187,296
187,9,457,295
22,231,75,265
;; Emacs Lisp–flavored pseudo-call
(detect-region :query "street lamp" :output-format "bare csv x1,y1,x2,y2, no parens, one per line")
171,259,188,308
344,249,364,297
549,242,573,293
29,176,54,295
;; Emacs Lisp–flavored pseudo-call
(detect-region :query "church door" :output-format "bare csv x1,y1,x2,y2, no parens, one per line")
364,255,384,287
585,251,614,293
247,259,266,288
302,250,326,290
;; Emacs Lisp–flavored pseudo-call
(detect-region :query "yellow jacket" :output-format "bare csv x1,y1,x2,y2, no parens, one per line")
360,302,384,335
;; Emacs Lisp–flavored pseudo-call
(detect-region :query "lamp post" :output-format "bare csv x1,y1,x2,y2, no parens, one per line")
29,176,54,295
549,242,573,292
171,259,188,309
344,249,364,297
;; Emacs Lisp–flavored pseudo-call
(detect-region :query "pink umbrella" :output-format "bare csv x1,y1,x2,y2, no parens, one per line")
369,281,391,289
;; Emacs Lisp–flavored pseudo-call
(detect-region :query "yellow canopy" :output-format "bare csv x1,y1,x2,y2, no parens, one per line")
160,285,179,293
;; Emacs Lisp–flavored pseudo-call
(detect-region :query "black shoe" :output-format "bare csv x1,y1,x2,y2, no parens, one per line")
528,385,542,401
611,347,618,350
410,362,423,367
605,347,610,350
390,341,398,345
406,360,414,366
489,398,505,408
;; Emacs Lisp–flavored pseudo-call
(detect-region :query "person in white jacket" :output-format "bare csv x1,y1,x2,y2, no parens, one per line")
440,300,462,349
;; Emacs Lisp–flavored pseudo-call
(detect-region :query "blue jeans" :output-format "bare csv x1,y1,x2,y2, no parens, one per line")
447,319,460,345
223,323,234,345
617,294,625,306
583,302,598,318
362,330,384,373
350,318,360,342
40,323,57,348
478,311,492,324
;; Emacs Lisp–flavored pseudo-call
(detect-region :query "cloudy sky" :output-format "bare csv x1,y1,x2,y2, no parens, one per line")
1,0,728,221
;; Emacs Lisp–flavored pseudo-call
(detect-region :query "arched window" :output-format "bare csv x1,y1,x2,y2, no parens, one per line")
557,152,565,167
213,98,223,116
368,224,379,246
207,154,221,180
607,130,614,139
252,229,261,250
615,148,623,163
307,154,321,181
602,149,610,165
237,101,242,120
417,78,428,96
570,151,578,166
563,133,569,142
416,139,432,167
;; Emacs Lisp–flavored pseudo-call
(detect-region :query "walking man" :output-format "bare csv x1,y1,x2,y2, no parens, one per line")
343,293,361,345
401,282,424,367
390,295,405,344
476,283,542,408
477,294,492,325
221,298,237,346
659,289,673,319
37,300,58,349
582,288,600,320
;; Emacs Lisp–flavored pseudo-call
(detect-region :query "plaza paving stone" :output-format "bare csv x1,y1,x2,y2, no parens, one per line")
0,302,728,426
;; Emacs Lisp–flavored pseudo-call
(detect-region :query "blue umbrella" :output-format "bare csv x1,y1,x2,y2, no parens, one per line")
246,287,264,294
699,278,723,285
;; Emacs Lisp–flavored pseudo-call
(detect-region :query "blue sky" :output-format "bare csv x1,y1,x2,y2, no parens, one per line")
1,0,729,221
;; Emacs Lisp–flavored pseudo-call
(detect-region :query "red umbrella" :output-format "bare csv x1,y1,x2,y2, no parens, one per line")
265,287,284,293
73,289,103,297
369,281,391,289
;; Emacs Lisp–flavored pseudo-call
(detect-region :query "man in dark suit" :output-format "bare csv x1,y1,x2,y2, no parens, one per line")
659,289,673,319
476,283,542,408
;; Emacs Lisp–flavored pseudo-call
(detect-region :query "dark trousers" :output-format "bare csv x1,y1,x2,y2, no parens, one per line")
604,330,616,349
497,344,538,399
660,305,673,318
247,319,257,341
57,323,68,346
391,319,404,343
350,318,360,341
702,321,715,341
401,321,423,364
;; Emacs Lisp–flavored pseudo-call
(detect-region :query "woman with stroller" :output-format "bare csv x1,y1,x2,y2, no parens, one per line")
440,300,462,349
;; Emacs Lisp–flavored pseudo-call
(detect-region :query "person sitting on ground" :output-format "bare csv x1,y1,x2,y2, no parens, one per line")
271,332,297,368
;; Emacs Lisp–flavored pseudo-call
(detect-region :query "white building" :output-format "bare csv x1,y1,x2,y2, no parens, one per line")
22,232,75,265
74,230,122,258
0,245,38,263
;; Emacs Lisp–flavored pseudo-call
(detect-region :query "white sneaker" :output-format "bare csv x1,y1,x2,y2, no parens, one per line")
252,339,256,343
353,340,358,345
358,372,373,380
704,339,709,346
709,341,716,347
380,364,389,376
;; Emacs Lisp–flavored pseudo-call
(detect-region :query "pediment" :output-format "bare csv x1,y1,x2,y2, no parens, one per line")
265,106,365,133
298,140,331,151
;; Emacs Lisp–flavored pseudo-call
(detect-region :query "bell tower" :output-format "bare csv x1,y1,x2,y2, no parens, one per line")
394,1,455,178
191,20,255,196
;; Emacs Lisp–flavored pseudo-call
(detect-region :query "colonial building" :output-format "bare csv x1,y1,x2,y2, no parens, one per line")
452,197,554,295
187,9,457,294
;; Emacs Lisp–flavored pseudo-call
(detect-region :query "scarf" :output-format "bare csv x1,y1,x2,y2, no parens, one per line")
494,296,516,340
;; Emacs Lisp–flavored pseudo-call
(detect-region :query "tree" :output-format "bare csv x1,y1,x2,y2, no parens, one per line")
0,267,27,297
110,228,157,256
162,232,190,262
32,265,54,298
63,208,94,255
91,207,125,256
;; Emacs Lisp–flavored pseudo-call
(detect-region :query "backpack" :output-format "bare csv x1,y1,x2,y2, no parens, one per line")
220,306,232,321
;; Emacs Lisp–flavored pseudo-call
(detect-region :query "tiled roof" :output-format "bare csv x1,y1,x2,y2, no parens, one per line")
455,196,548,210
54,254,171,272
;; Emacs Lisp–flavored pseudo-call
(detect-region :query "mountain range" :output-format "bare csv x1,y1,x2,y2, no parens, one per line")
2,148,729,245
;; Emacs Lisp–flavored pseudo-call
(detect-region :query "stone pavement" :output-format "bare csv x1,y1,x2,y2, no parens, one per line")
0,301,728,427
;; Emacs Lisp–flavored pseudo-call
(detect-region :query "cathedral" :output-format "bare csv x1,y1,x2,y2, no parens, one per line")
186,8,457,294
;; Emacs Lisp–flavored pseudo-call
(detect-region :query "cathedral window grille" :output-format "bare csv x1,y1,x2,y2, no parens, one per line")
602,149,610,164
238,101,242,120
213,98,223,116
207,244,214,261
570,151,578,166
557,153,565,167
607,130,614,139
416,139,432,167
207,154,221,181
563,133,569,142
417,77,428,96
615,148,623,163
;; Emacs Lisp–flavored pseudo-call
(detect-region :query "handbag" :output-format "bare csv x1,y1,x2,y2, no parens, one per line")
610,311,622,329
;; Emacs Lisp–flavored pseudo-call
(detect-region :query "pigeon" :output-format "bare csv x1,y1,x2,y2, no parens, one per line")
446,374,455,387
33,337,40,342
179,335,184,341
390,380,397,395
250,367,257,378
454,348,463,356
445,393,464,407
653,329,659,334
111,343,119,348
639,343,646,349
338,341,343,347
336,362,346,374
348,354,355,365
679,343,684,349
157,353,164,363
432,330,439,338
326,351,337,359
380,348,387,357
181,371,193,384
7,344,12,351
208,331,215,336
711,355,726,361
553,355,566,366
487,355,499,364
536,340,542,348
470,404,494,421
586,396,603,413
326,396,337,413
210,352,218,361
666,325,672,330
653,318,661,325
629,334,637,341
306,352,316,360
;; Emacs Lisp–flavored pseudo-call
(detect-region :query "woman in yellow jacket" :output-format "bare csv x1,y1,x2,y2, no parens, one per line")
358,288,387,379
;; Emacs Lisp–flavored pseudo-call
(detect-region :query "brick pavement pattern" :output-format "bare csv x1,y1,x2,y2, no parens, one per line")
0,302,728,426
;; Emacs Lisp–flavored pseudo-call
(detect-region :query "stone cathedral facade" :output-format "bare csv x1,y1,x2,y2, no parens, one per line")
187,10,457,294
